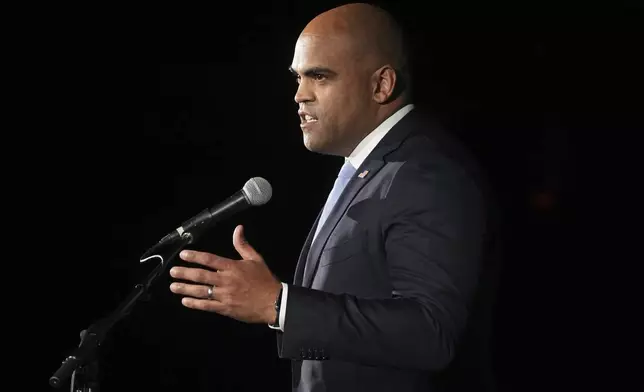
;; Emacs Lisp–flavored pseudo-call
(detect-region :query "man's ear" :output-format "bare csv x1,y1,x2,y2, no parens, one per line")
372,65,404,104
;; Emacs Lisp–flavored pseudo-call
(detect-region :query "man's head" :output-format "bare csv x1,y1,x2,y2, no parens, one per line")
290,3,411,156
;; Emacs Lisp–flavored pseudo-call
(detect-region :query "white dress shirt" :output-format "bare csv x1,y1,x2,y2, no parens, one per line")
269,104,415,331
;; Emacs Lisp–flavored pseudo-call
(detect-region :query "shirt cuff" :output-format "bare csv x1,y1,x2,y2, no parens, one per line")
268,282,288,332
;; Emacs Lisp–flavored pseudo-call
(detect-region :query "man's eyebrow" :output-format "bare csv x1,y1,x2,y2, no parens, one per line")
289,66,337,77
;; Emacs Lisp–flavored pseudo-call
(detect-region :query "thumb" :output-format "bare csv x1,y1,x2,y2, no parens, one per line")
233,225,262,262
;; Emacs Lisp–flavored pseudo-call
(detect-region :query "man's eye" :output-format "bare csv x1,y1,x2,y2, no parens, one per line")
313,73,325,81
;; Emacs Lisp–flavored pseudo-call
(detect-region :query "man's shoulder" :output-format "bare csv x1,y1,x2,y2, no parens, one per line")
393,111,481,175
386,109,495,207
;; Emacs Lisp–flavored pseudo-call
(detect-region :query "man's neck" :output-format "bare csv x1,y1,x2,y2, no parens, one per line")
346,103,415,168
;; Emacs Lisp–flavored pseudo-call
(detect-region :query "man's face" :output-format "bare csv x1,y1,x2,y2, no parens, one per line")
290,34,374,156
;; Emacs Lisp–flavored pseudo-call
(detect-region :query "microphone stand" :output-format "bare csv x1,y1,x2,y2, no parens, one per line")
49,231,198,391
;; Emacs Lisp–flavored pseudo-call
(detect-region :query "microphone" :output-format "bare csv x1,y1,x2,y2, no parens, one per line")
154,176,272,246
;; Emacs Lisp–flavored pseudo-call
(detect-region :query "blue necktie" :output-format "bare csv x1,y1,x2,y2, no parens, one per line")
312,160,357,243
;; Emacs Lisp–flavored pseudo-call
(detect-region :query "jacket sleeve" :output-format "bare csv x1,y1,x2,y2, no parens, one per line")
276,159,489,371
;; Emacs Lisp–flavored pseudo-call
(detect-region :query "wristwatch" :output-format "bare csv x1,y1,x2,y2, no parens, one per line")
269,285,283,328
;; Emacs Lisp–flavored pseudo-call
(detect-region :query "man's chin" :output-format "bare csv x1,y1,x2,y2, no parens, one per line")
304,141,345,157
303,136,331,155
303,140,323,154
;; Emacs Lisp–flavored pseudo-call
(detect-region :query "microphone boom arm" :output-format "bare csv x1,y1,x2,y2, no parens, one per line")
49,232,195,389
49,176,272,389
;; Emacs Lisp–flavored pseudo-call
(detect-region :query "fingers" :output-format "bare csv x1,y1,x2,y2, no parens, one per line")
170,282,230,316
233,225,262,262
179,250,234,270
170,266,224,286
180,297,229,314
178,225,263,269
170,281,223,301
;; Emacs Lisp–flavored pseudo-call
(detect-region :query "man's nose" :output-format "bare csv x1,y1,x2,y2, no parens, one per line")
294,81,314,103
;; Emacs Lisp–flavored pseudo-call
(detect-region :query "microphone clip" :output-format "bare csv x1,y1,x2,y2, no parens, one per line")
140,230,195,265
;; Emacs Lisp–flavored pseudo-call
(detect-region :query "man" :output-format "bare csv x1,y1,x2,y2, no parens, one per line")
169,3,498,391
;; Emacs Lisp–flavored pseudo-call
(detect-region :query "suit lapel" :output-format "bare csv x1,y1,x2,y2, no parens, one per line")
302,159,385,287
293,210,322,285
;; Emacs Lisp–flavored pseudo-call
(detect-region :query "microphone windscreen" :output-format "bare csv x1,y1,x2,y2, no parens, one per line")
243,177,272,206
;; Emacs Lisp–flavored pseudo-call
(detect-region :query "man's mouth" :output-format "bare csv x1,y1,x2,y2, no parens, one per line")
299,111,318,124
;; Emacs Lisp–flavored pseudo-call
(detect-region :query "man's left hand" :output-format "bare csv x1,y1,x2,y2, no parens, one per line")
169,225,282,324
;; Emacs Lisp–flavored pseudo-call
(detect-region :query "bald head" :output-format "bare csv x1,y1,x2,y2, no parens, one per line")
290,3,412,157
301,3,409,80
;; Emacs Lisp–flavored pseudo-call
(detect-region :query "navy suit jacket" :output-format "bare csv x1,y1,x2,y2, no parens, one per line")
276,109,501,392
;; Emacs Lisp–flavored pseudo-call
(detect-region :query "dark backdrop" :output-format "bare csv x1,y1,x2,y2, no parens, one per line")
38,1,643,391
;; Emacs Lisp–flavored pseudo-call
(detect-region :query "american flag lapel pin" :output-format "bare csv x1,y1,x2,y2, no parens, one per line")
358,170,369,178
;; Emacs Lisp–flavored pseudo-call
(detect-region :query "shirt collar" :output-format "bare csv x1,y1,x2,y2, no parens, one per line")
346,103,415,169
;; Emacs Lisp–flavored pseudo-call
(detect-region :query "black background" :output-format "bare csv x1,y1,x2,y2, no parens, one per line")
32,1,643,391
